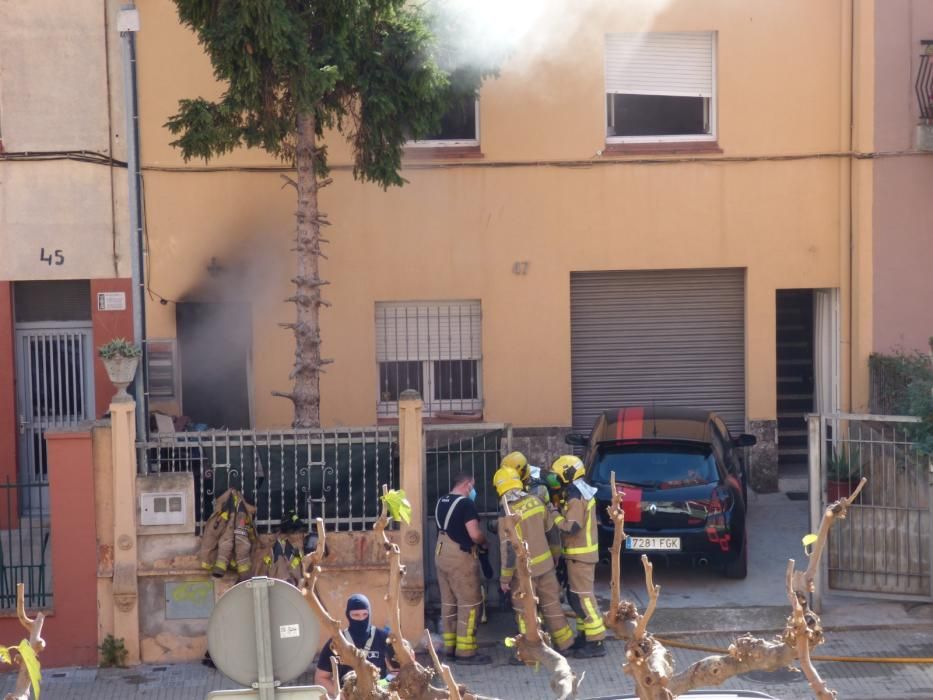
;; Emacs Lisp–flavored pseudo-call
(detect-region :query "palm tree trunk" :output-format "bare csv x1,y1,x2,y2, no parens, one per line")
284,112,329,428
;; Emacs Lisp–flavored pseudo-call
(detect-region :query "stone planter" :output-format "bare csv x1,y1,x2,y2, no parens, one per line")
102,355,140,403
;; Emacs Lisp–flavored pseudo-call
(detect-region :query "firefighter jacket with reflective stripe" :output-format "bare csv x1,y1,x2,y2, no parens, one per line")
497,490,555,579
550,484,598,563
254,536,303,586
198,488,256,575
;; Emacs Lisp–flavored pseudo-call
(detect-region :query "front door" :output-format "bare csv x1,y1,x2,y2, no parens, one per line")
14,327,95,510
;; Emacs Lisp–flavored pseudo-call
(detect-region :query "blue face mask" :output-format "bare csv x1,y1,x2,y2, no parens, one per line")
469,487,477,501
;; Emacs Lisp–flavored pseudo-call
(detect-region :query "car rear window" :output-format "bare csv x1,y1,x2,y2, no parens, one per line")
593,443,719,489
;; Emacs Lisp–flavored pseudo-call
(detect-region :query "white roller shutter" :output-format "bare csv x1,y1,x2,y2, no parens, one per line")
570,269,745,433
605,32,715,97
375,301,482,362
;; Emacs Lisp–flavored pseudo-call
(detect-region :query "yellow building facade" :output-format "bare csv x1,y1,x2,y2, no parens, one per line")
132,0,888,489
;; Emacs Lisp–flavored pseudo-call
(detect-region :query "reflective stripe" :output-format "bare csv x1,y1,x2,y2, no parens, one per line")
552,626,574,644
563,499,597,555
583,598,606,636
501,568,515,579
553,514,565,525
529,551,552,566
518,505,545,520
466,608,477,641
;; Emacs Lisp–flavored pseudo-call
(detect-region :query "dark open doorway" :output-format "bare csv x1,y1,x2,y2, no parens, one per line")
176,302,252,429
776,290,815,477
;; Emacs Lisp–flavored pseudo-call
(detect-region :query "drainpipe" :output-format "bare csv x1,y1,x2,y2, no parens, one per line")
118,4,149,470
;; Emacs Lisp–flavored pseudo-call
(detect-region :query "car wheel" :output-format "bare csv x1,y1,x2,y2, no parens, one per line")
724,531,748,579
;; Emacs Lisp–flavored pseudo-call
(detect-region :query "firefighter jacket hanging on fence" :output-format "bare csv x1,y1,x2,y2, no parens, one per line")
198,488,257,580
254,536,303,587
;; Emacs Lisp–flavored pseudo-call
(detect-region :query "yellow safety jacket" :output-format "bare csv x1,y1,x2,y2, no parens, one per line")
498,491,555,579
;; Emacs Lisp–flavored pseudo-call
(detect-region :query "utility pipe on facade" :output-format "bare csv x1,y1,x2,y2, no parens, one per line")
118,4,149,470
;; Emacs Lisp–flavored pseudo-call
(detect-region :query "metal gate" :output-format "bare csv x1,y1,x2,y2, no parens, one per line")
422,423,510,607
14,325,95,510
570,269,746,434
809,413,930,603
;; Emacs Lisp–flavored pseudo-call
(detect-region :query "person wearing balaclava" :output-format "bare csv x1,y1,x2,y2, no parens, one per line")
313,593,395,694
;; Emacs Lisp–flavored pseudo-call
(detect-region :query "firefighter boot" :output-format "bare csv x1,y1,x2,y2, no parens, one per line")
574,640,606,659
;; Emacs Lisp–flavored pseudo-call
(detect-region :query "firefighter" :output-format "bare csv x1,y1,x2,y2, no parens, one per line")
503,451,563,565
433,472,491,664
494,466,575,658
548,455,607,658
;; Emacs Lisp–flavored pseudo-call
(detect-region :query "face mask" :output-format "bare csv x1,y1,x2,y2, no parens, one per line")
347,616,371,646
469,487,477,501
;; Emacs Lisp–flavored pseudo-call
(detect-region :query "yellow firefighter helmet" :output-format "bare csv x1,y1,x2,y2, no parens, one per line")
493,466,523,497
550,455,585,485
500,451,530,482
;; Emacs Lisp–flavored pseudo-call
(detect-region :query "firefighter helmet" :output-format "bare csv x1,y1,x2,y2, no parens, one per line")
550,455,585,485
493,466,523,497
500,451,530,482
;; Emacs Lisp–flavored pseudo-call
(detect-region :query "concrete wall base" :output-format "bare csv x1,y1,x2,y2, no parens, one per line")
509,427,573,468
748,420,779,493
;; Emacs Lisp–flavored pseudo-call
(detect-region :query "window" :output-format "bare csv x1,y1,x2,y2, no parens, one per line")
375,300,483,418
605,31,716,143
408,93,479,147
147,339,180,401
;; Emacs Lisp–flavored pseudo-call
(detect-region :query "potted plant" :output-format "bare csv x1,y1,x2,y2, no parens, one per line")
98,338,141,403
826,444,862,501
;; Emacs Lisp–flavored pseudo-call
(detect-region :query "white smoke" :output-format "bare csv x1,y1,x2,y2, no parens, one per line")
432,0,675,76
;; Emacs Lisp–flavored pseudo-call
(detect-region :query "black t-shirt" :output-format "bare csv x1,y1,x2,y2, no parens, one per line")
316,627,393,682
434,493,479,551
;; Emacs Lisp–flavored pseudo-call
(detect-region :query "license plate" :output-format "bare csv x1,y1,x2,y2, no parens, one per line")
626,536,681,551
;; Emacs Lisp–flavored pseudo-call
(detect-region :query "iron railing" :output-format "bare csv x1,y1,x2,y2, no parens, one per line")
140,427,399,533
809,413,929,605
0,479,51,610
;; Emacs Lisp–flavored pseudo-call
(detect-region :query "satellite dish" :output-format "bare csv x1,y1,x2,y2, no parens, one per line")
208,577,320,688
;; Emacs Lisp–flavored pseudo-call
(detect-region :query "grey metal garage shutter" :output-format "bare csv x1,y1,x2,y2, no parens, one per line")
570,268,746,433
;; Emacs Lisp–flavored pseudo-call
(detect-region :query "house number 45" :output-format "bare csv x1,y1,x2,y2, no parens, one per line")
39,248,64,266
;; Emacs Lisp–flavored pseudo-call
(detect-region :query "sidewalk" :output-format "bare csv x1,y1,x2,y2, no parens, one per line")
4,606,933,699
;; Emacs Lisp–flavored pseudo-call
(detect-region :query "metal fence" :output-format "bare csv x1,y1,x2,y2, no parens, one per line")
809,413,930,602
1,479,51,610
422,423,511,605
140,427,399,533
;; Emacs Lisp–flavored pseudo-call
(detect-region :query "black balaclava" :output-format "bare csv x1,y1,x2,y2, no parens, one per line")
345,593,373,647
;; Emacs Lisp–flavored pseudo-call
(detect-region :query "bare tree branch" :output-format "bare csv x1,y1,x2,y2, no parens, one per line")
605,473,626,627
4,583,46,700
301,519,387,699
500,496,581,700
423,629,462,700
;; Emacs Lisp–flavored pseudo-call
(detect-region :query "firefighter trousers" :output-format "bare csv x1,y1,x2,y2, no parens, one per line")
214,511,252,578
565,559,606,641
513,569,575,651
435,534,482,658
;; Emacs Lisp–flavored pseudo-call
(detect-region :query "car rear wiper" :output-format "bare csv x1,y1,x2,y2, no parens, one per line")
613,479,656,489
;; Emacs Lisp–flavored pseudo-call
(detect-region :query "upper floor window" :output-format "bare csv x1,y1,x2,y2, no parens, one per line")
375,300,483,418
605,31,716,143
407,93,479,148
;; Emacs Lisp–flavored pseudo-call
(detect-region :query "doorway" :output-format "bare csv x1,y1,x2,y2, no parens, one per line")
775,290,815,477
176,302,252,429
12,281,95,510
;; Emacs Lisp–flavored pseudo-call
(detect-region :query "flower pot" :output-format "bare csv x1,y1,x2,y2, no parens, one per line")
102,356,140,403
826,479,858,502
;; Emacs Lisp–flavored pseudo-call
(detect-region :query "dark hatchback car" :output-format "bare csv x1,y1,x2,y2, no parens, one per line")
567,407,756,579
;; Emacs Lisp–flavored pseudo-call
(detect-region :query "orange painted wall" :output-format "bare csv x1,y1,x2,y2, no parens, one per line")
43,430,99,666
0,283,18,528
90,279,134,418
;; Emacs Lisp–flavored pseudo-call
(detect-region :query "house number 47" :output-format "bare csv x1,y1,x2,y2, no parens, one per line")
39,248,64,266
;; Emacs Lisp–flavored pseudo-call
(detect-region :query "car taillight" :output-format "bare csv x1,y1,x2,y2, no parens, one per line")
705,488,731,552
